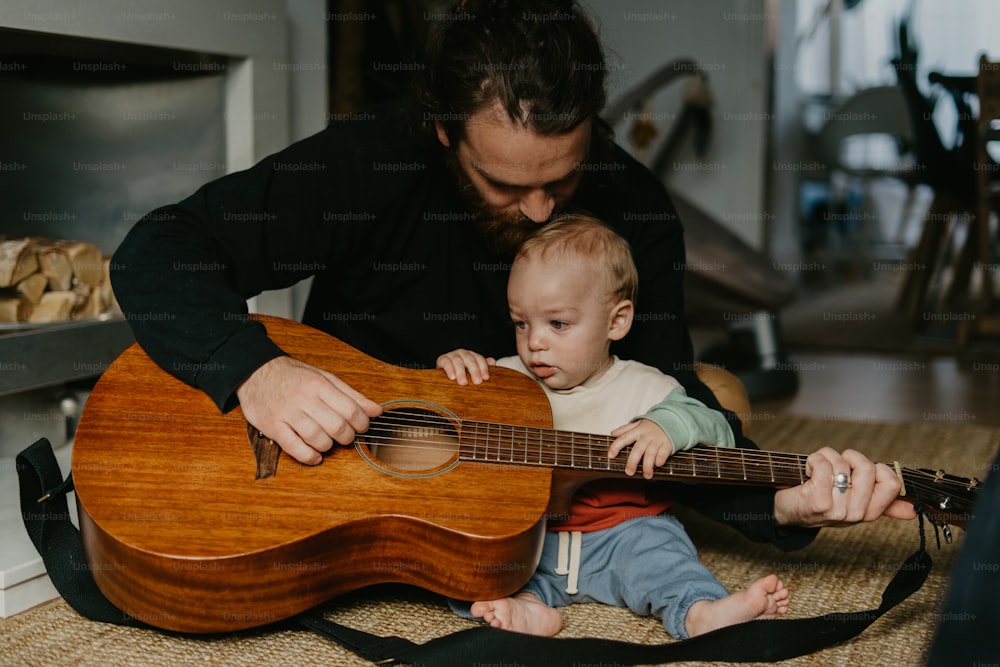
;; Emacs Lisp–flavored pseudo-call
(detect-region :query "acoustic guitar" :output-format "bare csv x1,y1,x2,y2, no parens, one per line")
72,315,980,633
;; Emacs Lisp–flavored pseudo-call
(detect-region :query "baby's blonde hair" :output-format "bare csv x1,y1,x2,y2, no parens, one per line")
515,213,638,305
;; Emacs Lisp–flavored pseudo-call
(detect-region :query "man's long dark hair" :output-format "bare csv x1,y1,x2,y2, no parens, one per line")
411,0,612,143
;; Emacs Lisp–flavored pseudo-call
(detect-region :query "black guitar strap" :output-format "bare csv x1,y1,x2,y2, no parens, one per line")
17,437,933,666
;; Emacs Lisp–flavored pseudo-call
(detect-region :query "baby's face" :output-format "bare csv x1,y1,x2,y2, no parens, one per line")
507,251,616,390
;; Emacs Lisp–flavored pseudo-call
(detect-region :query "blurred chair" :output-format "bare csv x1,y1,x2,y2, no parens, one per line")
957,54,1000,343
809,85,921,277
886,55,1000,339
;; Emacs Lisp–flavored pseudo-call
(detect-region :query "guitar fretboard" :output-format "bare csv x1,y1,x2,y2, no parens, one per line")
459,419,809,486
365,410,979,516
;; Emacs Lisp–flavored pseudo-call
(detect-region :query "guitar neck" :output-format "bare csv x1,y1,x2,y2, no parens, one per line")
455,420,979,528
458,419,810,488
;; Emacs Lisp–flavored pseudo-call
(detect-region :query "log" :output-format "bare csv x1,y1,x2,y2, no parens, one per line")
28,290,76,323
0,239,39,287
73,286,104,319
16,272,48,304
0,238,113,323
101,256,119,312
0,297,30,323
63,241,104,286
38,249,74,291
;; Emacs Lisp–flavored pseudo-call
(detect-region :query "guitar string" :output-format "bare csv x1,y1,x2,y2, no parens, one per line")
360,411,978,496
365,410,973,482
367,410,945,476
362,431,807,480
368,407,980,491
360,430,977,509
367,410,806,464
366,414,806,466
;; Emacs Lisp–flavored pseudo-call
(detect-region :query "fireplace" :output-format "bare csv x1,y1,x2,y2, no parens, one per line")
0,0,309,618
0,32,231,450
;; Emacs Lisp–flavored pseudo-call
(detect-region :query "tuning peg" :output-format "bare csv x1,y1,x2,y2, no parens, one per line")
943,524,953,544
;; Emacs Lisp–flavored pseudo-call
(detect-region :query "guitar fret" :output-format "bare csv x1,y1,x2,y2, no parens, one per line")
459,422,815,489
450,422,972,534
473,422,481,460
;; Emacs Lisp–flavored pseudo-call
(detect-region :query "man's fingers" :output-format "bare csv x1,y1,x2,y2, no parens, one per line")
840,449,876,522
237,356,385,465
793,447,914,526
805,448,836,494
884,498,918,520
325,371,383,416
312,372,382,444
267,421,323,465
867,462,907,521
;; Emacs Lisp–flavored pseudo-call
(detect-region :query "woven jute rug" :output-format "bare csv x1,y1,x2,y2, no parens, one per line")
2,415,996,667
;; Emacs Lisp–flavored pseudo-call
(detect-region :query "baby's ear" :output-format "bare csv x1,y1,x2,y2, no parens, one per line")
608,299,634,341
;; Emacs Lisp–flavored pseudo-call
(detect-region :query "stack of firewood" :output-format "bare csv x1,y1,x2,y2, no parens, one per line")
0,237,118,324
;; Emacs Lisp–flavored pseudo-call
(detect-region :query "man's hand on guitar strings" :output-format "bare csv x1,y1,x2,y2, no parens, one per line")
437,349,497,386
772,447,918,528
235,356,383,465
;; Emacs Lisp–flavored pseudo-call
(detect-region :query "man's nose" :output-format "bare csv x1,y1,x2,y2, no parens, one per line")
519,190,554,224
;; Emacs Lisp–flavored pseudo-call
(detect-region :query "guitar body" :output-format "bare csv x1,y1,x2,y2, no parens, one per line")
73,316,555,633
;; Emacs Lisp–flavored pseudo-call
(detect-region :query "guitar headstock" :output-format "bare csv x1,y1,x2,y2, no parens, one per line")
899,466,981,542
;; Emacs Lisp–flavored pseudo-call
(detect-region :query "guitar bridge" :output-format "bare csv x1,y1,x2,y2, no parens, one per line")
247,423,281,479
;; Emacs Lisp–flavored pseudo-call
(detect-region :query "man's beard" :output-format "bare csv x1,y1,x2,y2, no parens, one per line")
445,150,551,258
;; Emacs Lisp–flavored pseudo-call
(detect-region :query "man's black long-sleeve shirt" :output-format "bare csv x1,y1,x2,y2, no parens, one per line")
111,103,816,550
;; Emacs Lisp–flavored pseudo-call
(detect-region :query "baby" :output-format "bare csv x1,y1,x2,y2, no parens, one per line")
437,214,788,638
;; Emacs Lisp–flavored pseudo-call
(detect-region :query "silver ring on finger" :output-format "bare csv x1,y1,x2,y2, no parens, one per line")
834,472,850,494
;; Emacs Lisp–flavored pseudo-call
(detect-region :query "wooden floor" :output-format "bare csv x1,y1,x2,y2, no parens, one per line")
756,350,1000,428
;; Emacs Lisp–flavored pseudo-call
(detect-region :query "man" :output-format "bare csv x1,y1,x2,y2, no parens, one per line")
111,0,914,550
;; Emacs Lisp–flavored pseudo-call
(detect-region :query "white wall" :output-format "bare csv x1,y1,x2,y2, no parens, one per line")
587,0,772,249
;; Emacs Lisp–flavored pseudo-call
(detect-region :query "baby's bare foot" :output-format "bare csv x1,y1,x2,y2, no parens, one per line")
685,574,789,637
470,592,563,636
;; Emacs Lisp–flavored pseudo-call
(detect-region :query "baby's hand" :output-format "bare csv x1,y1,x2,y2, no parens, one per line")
608,419,674,479
436,349,496,386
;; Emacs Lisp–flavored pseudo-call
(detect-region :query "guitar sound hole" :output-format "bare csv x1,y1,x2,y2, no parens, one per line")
363,406,460,474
